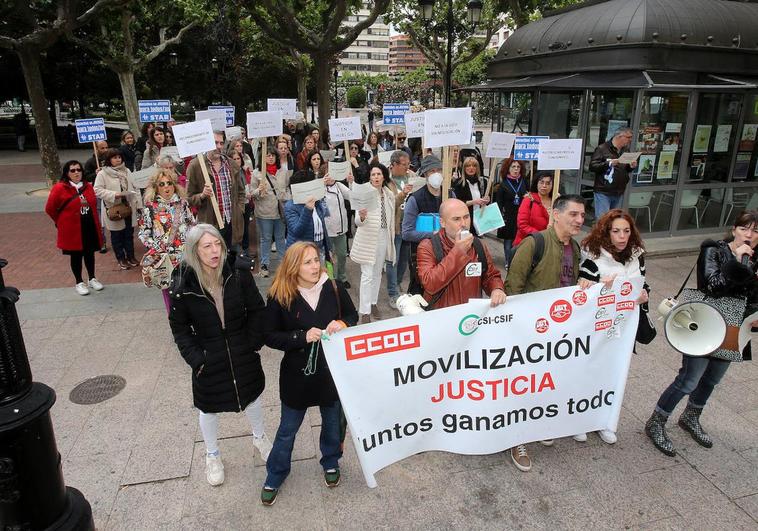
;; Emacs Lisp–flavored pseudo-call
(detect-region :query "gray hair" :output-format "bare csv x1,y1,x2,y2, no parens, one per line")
553,194,585,212
613,127,633,138
390,150,410,166
157,155,175,168
181,223,226,293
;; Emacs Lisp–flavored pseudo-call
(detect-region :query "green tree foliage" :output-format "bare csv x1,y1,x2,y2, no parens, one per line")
346,86,367,108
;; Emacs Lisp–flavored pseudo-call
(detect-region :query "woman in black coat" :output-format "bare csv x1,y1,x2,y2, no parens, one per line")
169,223,271,487
495,157,527,267
260,241,358,506
452,156,489,236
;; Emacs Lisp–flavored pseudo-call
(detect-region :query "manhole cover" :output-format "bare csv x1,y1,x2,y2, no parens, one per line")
69,375,126,405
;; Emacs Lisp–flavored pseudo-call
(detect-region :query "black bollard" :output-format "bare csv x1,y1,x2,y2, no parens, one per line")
0,259,93,530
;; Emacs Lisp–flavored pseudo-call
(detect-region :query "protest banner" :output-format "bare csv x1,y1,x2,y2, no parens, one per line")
131,167,158,189
323,279,642,488
172,119,224,228
513,136,550,161
195,109,227,132
208,105,235,127
472,203,505,235
138,100,171,122
267,99,298,120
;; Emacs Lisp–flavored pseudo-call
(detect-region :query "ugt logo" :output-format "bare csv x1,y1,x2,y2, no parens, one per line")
549,300,572,323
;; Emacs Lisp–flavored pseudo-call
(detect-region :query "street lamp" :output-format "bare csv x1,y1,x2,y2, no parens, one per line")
169,52,178,66
211,57,218,70
418,0,482,107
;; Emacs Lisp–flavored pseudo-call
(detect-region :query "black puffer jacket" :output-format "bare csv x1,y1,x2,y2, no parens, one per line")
589,141,631,195
697,239,758,316
263,279,357,410
169,259,266,413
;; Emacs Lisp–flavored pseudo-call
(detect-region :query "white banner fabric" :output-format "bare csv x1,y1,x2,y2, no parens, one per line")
323,279,642,487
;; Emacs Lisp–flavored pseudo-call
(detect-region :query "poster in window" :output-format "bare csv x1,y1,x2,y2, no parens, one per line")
713,125,732,153
640,125,662,153
657,152,675,180
606,120,628,141
739,124,758,152
689,155,706,181
693,125,712,153
734,153,751,181
636,155,655,184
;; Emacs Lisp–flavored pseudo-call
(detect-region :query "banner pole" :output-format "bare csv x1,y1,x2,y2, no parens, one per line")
198,152,225,229
549,169,561,225
344,140,350,162
93,142,100,171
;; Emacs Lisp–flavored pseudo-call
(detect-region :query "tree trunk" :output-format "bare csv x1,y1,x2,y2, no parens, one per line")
116,68,141,134
297,69,308,118
17,46,61,187
314,54,332,129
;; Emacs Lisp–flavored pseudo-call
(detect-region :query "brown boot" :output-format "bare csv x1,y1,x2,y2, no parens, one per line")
359,314,372,324
371,304,382,320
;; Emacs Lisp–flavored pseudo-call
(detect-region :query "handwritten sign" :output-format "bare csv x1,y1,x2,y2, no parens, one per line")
208,105,235,127
514,136,550,161
195,110,227,132
291,178,326,204
423,108,472,149
267,99,298,120
537,139,584,170
225,126,243,141
247,111,283,138
75,118,106,143
172,120,216,158
138,100,171,122
405,112,425,139
328,160,351,181
485,132,516,159
329,117,362,143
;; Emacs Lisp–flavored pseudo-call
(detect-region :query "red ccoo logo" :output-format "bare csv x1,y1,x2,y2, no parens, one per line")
535,318,550,333
549,300,572,323
572,290,587,306
345,325,420,360
620,282,633,296
595,319,612,331
616,300,635,312
597,294,616,306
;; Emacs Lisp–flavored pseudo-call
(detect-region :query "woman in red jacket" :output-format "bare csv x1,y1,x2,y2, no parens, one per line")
513,172,554,246
45,160,105,295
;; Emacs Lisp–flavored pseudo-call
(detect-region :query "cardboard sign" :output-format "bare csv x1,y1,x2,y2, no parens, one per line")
225,126,243,141
423,108,473,149
514,136,550,161
405,112,425,139
75,118,106,143
208,105,235,127
246,111,283,138
383,103,410,125
138,100,171,123
195,110,227,132
172,120,216,158
267,99,298,120
328,160,351,181
537,139,584,170
329,117,362,143
485,132,516,159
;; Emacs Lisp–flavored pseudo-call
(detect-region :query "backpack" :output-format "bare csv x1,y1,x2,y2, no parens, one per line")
508,231,545,272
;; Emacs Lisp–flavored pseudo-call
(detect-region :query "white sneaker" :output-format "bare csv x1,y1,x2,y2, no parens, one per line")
205,453,224,486
253,433,273,462
573,432,588,442
75,282,89,296
598,430,617,444
539,439,554,446
388,296,398,309
88,278,104,291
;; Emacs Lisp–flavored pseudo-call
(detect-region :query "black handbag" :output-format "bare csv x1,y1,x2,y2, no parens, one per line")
636,302,657,344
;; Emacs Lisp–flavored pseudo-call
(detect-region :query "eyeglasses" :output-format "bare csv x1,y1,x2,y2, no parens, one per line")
157,181,174,187
69,168,82,173
398,137,406,141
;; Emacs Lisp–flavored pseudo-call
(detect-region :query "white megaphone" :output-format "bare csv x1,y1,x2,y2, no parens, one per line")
657,297,727,357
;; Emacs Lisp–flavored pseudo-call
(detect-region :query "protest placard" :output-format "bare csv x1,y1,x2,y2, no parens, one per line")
225,126,243,141
513,136,550,161
329,117,362,142
404,112,425,139
246,111,283,139
158,146,182,163
267,99,298,119
195,110,227,132
208,105,235,127
320,150,336,162
423,107,472,149
138,100,171,122
618,151,642,164
75,118,106,143
173,120,216,158
350,182,379,212
472,203,505,235
383,103,410,125
131,167,158,188
328,160,351,181
291,178,326,204
377,151,393,167
485,132,516,159
537,139,584,170
323,278,642,487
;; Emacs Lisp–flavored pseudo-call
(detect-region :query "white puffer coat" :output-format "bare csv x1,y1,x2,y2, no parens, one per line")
579,246,645,282
350,185,396,265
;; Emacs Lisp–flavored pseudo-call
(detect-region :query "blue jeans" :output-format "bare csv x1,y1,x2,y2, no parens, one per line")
265,401,342,489
256,217,285,268
110,217,134,260
655,356,731,415
593,192,623,219
386,235,409,298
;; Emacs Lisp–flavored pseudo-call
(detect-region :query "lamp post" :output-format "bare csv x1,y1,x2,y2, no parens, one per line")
418,0,482,107
169,52,178,67
333,66,339,119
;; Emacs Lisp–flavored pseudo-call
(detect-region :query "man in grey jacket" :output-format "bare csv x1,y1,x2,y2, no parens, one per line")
589,127,637,218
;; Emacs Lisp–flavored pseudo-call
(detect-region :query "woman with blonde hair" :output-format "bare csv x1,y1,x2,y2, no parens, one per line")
169,223,270,487
452,156,489,236
260,241,357,506
138,169,195,312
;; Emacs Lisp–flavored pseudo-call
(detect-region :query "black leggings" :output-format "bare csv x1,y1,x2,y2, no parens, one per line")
70,252,95,284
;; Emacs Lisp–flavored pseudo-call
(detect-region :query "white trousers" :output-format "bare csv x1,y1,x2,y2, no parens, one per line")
198,396,265,455
359,229,389,315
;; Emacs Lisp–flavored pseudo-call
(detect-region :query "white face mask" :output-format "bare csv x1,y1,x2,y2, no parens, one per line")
427,172,443,189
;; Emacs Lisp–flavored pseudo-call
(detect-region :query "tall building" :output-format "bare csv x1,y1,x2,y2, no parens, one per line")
340,7,389,76
389,34,429,76
488,25,512,51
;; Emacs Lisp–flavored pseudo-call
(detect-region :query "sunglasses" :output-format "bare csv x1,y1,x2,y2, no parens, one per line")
69,168,82,173
157,181,174,187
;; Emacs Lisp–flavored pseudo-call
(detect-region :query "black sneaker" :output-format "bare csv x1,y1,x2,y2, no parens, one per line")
324,468,341,488
343,281,351,289
260,486,278,506
99,245,108,254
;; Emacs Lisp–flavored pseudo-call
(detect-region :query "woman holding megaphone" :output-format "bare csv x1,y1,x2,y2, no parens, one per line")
646,210,758,457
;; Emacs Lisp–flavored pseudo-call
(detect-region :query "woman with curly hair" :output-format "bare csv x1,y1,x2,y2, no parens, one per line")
577,209,650,444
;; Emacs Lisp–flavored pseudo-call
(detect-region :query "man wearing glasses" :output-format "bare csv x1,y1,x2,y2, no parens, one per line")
589,127,638,218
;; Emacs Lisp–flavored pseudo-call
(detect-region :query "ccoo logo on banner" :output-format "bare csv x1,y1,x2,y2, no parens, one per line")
323,279,643,487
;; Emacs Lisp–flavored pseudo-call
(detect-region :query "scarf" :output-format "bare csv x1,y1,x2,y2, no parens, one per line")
266,163,278,176
298,272,329,311
101,164,129,193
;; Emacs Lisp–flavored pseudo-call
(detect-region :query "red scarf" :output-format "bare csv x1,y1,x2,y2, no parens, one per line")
266,163,278,176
